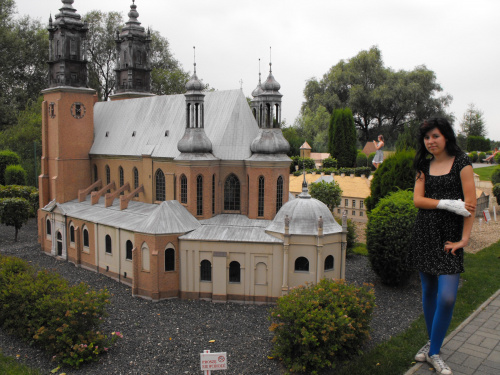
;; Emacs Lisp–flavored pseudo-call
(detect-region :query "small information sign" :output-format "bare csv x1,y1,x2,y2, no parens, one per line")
483,209,491,222
200,350,227,372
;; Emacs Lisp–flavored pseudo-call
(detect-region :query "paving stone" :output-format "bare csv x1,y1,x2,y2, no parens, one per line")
480,338,499,350
476,364,500,375
462,343,492,355
458,346,489,359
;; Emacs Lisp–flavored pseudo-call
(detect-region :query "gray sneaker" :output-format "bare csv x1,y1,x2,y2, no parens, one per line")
414,340,430,362
426,353,453,375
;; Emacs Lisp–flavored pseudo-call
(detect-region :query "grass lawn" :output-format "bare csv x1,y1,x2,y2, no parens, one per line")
473,165,499,181
0,352,41,375
334,239,500,375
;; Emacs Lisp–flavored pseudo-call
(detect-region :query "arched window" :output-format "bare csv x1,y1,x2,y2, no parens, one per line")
69,224,75,243
133,167,139,197
46,218,51,236
252,108,257,119
229,261,241,283
125,240,133,260
83,227,89,248
180,174,187,204
56,231,63,256
255,262,267,285
105,165,111,193
155,169,165,201
258,176,265,217
105,235,112,254
196,175,203,216
295,257,309,272
93,164,98,183
200,260,212,281
165,248,175,271
142,243,150,271
276,176,284,213
324,255,334,271
212,174,215,214
224,174,240,211
274,103,280,127
119,166,124,191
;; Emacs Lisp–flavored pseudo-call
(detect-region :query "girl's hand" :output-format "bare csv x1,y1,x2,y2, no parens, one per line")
465,202,476,215
444,239,468,255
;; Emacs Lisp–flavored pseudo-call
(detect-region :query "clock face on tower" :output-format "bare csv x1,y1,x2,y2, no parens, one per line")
71,102,86,119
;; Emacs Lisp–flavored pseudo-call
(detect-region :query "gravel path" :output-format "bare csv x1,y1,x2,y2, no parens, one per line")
0,219,422,375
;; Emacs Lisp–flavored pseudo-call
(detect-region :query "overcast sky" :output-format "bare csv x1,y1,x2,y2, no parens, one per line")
15,0,500,141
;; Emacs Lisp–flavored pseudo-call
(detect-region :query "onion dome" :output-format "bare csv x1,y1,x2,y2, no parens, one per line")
185,66,204,92
266,175,341,235
250,129,290,154
262,63,281,93
251,73,264,97
177,128,212,153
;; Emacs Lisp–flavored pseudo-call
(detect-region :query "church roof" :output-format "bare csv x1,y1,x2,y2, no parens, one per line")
179,214,282,243
54,197,199,235
90,90,258,160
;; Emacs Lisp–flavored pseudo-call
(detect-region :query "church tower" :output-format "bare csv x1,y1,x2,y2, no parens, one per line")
111,1,154,100
246,57,291,220
39,0,97,209
175,55,219,219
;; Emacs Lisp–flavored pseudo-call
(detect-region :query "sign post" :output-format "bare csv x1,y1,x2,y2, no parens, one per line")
200,350,227,374
483,209,491,223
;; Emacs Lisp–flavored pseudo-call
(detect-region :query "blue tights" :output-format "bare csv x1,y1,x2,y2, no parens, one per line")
419,272,460,356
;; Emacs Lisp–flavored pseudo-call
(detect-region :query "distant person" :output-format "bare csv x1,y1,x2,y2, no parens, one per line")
484,147,498,163
372,135,384,169
408,117,476,375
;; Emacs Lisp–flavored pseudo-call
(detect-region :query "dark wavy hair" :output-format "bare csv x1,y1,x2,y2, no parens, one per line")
414,117,463,174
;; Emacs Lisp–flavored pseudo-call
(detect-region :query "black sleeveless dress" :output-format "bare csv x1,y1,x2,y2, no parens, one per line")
408,152,471,275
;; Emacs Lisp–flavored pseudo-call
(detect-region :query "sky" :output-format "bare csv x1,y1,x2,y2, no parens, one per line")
15,0,500,141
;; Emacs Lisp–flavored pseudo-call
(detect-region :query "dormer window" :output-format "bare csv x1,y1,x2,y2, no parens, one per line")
105,131,109,137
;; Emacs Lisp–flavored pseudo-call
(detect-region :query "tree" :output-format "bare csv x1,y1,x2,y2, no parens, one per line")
0,0,48,130
4,164,27,185
309,180,342,211
330,108,357,168
301,46,452,144
0,197,30,241
0,149,20,185
84,10,123,101
282,126,304,157
0,96,42,186
459,103,487,138
395,120,419,152
294,106,330,152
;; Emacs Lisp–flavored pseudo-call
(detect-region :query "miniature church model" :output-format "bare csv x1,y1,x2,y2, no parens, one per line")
39,0,347,302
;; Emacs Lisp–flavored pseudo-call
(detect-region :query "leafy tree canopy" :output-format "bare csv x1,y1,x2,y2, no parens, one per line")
293,106,330,152
309,180,342,211
459,103,487,138
301,46,452,144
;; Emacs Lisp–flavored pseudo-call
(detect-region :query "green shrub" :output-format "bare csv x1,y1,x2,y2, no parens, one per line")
354,166,371,177
0,150,21,185
366,190,418,286
468,151,478,163
466,136,490,152
0,255,121,368
367,152,376,170
335,217,357,255
0,185,39,217
478,152,486,163
495,152,500,164
493,183,500,205
4,165,27,186
365,150,415,212
269,279,375,374
322,157,337,169
492,167,500,185
0,198,30,241
356,151,367,167
290,156,316,173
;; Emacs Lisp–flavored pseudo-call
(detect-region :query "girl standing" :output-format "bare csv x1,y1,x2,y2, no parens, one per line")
409,118,476,375
372,135,384,169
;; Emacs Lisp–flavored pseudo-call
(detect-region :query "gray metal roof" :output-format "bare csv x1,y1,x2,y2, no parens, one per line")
266,196,342,236
180,214,282,243
55,198,199,235
90,90,259,160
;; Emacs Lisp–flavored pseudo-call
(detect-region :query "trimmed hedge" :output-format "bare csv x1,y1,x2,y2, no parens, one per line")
335,216,357,255
322,157,338,169
269,279,375,374
356,151,367,167
0,150,21,185
478,152,486,163
0,185,39,217
492,167,500,185
4,164,27,186
290,156,316,173
367,152,376,170
468,151,478,163
0,255,121,368
493,183,500,205
0,198,30,241
366,190,418,286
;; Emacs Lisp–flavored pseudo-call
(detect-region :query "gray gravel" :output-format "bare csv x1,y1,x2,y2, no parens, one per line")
0,219,422,374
